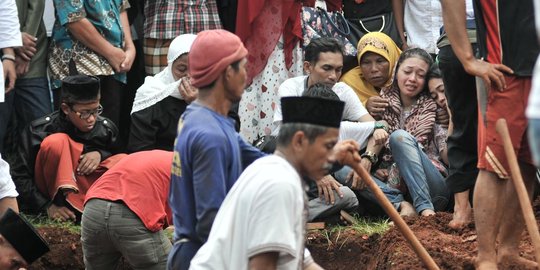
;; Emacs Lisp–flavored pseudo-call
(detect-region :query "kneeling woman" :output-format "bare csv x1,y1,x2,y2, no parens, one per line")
128,34,198,153
376,48,451,216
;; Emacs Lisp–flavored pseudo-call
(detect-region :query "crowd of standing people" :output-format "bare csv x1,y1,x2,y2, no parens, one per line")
0,0,540,269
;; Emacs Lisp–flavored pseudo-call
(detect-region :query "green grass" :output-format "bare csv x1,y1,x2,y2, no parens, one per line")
23,213,81,234
349,216,392,236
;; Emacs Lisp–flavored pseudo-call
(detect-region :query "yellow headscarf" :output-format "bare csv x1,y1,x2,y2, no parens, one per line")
340,32,402,106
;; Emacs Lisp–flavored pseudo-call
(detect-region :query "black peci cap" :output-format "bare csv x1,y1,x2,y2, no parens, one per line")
0,208,50,263
60,75,101,103
281,96,344,128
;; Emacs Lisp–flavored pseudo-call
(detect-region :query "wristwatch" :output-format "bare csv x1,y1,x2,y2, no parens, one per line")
361,151,378,164
374,121,388,133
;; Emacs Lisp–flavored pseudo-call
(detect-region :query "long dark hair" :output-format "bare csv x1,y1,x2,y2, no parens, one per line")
392,48,433,95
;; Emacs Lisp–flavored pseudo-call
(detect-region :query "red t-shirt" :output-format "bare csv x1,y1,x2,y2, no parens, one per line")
85,150,173,232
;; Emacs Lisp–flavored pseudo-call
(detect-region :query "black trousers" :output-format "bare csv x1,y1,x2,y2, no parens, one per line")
438,44,479,194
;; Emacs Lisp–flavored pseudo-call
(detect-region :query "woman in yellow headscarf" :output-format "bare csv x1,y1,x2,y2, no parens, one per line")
341,32,401,119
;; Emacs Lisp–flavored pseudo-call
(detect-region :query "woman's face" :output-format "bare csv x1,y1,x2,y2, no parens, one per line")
172,54,189,81
360,51,390,88
396,57,429,99
428,77,447,108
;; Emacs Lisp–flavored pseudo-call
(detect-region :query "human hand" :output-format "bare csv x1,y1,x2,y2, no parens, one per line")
374,168,389,181
16,32,37,61
3,59,16,93
47,204,76,221
179,77,198,104
119,45,136,73
346,167,367,190
106,47,127,73
436,107,450,128
332,139,361,167
464,58,513,91
15,57,30,77
372,128,388,145
77,151,101,175
366,96,389,116
316,175,343,204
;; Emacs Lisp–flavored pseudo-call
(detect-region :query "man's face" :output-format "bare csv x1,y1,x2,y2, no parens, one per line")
0,236,27,270
225,58,248,103
61,100,101,133
304,52,343,88
300,128,339,181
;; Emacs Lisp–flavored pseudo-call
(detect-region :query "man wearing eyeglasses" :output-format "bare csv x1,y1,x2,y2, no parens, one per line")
10,75,126,222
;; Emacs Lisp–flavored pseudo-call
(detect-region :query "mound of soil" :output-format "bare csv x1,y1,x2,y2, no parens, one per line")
29,200,540,269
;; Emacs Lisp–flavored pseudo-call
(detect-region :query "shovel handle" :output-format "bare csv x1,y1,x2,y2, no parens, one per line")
349,162,440,270
495,118,540,269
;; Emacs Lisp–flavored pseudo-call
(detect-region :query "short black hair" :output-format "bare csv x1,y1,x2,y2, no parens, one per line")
277,123,329,147
304,37,344,64
302,83,340,101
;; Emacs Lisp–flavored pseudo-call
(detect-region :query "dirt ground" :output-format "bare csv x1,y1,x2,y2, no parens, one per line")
29,200,540,269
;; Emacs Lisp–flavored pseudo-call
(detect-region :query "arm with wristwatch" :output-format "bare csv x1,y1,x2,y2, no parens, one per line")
346,120,388,190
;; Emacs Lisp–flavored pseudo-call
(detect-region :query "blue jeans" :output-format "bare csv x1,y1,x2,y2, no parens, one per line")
0,77,51,153
389,130,451,213
333,166,405,211
529,118,540,167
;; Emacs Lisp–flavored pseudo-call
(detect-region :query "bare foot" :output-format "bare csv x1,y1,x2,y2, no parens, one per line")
475,259,498,270
498,253,538,269
420,209,435,217
448,191,473,230
399,201,417,217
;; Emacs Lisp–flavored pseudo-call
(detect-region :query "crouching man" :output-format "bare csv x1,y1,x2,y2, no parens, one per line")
0,208,49,269
81,150,173,269
11,75,125,221
191,96,361,269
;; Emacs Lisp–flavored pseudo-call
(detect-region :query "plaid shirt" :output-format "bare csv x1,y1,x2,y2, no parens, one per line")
143,0,222,39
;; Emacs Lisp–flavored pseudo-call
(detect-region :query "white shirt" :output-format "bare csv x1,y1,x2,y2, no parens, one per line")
528,0,540,119
0,0,22,102
190,155,313,270
404,0,443,54
0,154,18,200
272,76,373,148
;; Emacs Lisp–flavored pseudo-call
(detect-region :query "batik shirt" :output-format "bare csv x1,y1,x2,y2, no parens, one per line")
48,0,130,89
143,0,221,40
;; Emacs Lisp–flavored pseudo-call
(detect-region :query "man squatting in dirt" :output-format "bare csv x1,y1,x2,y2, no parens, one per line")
10,75,125,222
81,150,174,269
190,96,361,269
441,0,540,269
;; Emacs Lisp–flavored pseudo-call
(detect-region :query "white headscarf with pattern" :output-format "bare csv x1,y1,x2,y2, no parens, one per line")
131,34,197,114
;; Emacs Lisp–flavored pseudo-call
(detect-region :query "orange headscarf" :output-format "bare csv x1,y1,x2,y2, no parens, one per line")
340,32,401,105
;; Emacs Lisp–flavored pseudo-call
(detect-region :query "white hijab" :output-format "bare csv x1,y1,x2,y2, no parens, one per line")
131,34,198,114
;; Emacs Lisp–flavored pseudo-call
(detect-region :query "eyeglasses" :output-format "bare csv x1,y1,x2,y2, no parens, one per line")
69,104,103,120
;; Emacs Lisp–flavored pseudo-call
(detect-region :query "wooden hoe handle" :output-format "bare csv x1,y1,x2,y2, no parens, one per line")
495,118,540,270
349,162,440,270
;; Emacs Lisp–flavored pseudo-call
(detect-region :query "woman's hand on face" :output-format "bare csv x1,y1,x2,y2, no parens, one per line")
436,107,450,128
179,77,199,104
366,96,389,117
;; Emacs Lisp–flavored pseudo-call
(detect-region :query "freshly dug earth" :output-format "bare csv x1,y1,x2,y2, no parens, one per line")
30,201,540,269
